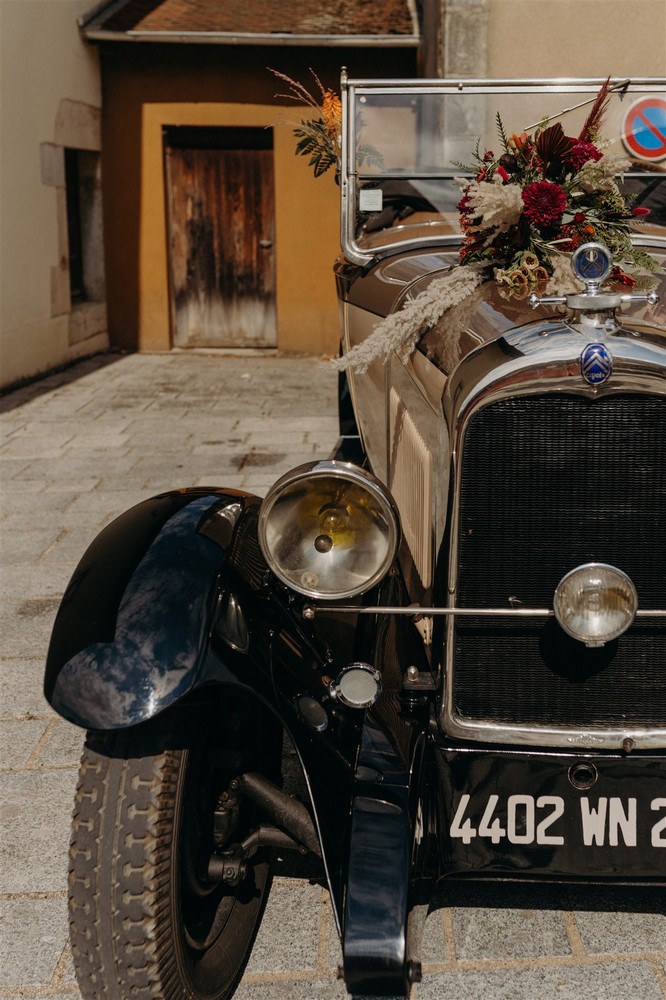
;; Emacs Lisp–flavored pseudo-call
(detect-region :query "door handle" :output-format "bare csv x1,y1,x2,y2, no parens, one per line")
259,239,273,249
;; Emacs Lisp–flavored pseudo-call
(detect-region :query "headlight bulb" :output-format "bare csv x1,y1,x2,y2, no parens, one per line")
318,502,349,533
315,502,349,553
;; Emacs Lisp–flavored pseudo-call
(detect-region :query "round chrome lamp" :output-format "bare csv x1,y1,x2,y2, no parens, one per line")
258,461,399,600
553,562,638,647
329,663,382,709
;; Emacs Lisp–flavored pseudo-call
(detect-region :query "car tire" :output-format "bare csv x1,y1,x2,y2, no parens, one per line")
68,698,280,1000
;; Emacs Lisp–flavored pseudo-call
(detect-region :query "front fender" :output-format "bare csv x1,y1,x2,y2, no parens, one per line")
45,488,259,729
45,483,434,962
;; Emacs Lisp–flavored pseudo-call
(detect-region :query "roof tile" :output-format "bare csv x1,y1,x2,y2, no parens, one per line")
99,0,417,36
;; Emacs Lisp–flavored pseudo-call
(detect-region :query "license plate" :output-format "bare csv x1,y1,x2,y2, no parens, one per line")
450,793,666,849
440,749,666,878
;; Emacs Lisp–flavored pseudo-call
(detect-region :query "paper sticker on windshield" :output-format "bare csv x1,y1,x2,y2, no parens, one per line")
360,188,383,212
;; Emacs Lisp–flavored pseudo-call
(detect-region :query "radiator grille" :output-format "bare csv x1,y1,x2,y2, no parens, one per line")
453,393,666,732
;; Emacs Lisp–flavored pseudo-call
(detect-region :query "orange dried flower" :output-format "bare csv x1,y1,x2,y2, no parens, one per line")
322,90,342,136
510,131,528,151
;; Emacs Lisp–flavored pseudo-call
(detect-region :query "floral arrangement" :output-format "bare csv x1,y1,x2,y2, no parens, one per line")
270,68,342,177
455,78,658,294
270,68,383,177
272,74,661,373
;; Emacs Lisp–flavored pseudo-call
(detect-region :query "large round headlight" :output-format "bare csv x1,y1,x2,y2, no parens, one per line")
553,563,638,647
258,461,399,599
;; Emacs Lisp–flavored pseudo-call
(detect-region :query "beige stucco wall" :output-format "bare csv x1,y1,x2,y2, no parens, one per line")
0,0,107,389
487,0,666,78
443,0,666,79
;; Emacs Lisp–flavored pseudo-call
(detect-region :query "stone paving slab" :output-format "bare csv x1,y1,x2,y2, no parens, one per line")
1,351,665,1000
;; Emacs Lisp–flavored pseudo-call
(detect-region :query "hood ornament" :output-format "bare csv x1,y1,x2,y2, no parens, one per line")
572,242,613,288
527,241,659,387
528,241,660,314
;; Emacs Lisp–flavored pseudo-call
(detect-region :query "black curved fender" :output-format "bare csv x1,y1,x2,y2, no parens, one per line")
45,488,256,729
46,482,435,987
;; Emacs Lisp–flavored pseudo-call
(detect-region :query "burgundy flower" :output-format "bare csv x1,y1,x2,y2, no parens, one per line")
536,123,575,164
565,141,603,172
611,266,636,287
498,153,518,173
458,192,472,214
522,180,568,228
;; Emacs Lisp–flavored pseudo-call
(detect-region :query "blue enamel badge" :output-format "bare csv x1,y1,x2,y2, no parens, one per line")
580,343,613,385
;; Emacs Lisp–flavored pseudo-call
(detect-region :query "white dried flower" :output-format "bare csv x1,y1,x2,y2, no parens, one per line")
465,174,524,235
572,153,631,195
332,265,486,374
545,253,585,296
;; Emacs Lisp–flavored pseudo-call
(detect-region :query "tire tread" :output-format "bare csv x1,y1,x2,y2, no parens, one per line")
69,732,184,1000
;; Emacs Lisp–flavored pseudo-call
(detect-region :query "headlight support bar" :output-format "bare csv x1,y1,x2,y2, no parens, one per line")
302,605,666,619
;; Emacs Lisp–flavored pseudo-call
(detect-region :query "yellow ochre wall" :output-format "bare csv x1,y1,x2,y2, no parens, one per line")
100,46,416,358
138,102,339,355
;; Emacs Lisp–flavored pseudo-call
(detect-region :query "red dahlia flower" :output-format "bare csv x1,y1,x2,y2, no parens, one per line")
522,180,568,228
565,141,603,172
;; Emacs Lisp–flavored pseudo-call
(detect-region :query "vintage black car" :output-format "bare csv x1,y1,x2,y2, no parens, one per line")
45,78,666,1000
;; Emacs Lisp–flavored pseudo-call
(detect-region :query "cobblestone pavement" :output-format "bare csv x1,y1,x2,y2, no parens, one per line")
1,351,665,1000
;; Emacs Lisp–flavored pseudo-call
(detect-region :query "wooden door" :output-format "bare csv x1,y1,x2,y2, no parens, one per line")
164,127,276,348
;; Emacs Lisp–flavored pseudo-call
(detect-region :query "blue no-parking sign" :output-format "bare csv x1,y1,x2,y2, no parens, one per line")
621,96,666,162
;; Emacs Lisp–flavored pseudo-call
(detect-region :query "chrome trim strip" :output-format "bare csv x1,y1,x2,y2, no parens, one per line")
444,716,666,751
306,605,666,618
346,77,665,89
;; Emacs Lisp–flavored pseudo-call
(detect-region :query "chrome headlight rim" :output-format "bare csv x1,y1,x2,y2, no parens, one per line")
553,561,638,647
258,459,400,601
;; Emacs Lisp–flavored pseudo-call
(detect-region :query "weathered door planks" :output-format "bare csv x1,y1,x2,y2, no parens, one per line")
164,128,276,348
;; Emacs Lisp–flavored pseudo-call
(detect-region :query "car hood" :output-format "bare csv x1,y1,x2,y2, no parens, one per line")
345,246,666,378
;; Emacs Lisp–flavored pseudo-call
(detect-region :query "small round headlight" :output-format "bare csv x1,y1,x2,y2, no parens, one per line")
553,562,638,647
258,461,399,599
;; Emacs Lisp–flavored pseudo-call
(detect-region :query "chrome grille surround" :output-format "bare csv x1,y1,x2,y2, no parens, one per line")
441,320,666,750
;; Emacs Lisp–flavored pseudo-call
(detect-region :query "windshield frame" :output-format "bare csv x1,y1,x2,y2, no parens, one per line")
340,75,666,267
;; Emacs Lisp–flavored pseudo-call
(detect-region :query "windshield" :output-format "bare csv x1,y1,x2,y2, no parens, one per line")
341,78,666,265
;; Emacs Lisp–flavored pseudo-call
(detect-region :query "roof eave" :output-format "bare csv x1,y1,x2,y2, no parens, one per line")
81,28,420,46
